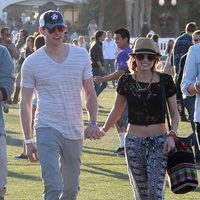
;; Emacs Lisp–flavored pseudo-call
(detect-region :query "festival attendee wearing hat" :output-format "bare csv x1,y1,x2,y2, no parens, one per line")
100,37,179,199
20,10,100,199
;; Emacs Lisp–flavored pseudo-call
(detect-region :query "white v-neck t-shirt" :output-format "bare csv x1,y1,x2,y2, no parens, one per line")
21,44,92,140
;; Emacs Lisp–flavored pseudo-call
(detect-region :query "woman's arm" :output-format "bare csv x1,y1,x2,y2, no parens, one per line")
103,93,127,132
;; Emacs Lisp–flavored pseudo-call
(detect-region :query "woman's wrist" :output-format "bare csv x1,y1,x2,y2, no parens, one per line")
100,127,107,136
168,130,177,140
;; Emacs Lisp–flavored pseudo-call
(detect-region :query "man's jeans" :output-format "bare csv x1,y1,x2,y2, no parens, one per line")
0,135,7,200
184,96,200,161
36,127,83,200
183,96,195,132
92,67,107,97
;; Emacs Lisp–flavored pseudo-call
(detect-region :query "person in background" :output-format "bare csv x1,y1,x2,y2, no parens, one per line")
12,35,35,105
0,45,14,200
173,22,197,122
100,37,178,199
72,38,79,46
20,10,100,200
87,19,98,39
102,30,118,87
94,28,132,156
89,30,107,97
78,36,87,49
176,30,200,165
181,33,200,158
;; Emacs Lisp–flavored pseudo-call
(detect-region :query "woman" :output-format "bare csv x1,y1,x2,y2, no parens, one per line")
100,38,179,200
13,35,35,104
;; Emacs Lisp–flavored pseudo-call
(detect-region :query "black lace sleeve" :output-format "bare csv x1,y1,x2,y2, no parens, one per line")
116,74,127,96
163,73,177,97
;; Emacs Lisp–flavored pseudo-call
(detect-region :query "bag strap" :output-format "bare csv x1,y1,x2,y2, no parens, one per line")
160,73,171,130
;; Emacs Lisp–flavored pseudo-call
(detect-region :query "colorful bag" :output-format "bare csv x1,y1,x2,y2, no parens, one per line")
167,138,199,194
160,74,199,194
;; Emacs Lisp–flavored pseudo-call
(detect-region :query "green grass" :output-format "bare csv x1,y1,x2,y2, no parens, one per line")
4,86,200,200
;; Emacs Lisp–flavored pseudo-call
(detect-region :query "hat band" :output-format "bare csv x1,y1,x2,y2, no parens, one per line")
135,49,157,54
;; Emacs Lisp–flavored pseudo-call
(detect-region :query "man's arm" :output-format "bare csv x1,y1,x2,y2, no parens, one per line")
0,46,15,102
20,87,39,162
83,77,100,139
94,69,124,84
20,87,34,140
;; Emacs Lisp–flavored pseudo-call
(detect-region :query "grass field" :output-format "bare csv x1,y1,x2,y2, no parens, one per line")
4,86,200,200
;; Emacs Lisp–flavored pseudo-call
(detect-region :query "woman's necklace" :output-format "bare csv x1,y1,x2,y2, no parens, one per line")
135,73,154,92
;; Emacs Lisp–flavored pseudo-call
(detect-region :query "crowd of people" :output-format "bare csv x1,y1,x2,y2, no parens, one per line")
0,9,200,200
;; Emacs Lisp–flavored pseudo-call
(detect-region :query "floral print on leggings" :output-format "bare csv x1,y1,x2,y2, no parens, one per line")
125,134,168,200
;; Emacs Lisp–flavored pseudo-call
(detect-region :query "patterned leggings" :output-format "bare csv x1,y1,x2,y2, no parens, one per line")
125,134,168,200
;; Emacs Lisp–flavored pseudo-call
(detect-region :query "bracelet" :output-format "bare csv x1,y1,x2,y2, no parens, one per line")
169,130,177,134
24,139,33,145
100,127,106,136
168,130,177,140
89,120,97,126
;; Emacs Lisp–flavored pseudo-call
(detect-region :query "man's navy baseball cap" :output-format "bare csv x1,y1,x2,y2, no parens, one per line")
39,10,65,29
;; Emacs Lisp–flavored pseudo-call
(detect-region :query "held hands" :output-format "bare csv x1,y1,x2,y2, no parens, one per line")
84,123,101,140
26,143,39,162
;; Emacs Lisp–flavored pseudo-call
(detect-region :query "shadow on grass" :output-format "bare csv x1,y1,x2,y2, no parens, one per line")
7,130,21,135
6,135,22,147
8,171,41,181
83,145,114,153
81,164,129,181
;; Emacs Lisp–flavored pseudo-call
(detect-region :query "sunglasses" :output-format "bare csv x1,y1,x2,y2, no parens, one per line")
135,54,156,62
194,39,200,42
47,26,65,34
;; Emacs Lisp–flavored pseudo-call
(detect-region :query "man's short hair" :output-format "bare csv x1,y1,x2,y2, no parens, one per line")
185,22,197,33
1,27,9,34
114,28,130,43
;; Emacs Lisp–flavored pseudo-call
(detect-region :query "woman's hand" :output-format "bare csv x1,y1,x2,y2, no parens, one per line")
163,136,176,155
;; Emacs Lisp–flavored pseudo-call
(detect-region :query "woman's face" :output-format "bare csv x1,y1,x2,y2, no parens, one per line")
134,53,156,71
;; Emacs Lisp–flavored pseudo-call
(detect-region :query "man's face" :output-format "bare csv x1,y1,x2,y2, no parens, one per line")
114,33,127,50
192,34,200,44
1,29,11,42
43,26,66,46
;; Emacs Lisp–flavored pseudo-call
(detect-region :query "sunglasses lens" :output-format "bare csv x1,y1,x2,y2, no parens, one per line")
135,54,145,61
147,55,156,61
48,26,65,34
135,54,156,61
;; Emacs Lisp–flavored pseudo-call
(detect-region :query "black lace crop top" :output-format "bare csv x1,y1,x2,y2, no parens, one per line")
116,73,176,125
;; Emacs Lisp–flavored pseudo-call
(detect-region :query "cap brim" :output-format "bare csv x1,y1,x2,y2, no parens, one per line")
45,22,66,29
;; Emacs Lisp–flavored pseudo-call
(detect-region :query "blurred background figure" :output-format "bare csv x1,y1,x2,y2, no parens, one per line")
87,19,98,39
103,30,118,87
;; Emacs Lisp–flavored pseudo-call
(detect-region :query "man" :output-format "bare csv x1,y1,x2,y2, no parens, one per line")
173,22,197,121
0,27,19,60
103,31,118,87
89,30,107,97
181,33,200,155
20,10,100,200
177,30,200,165
94,28,132,156
0,45,14,200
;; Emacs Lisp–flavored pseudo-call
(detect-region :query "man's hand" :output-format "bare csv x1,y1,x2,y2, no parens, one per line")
84,124,101,140
94,76,104,84
26,143,39,162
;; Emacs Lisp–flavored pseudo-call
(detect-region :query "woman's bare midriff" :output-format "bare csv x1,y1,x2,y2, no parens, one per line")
127,123,167,137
